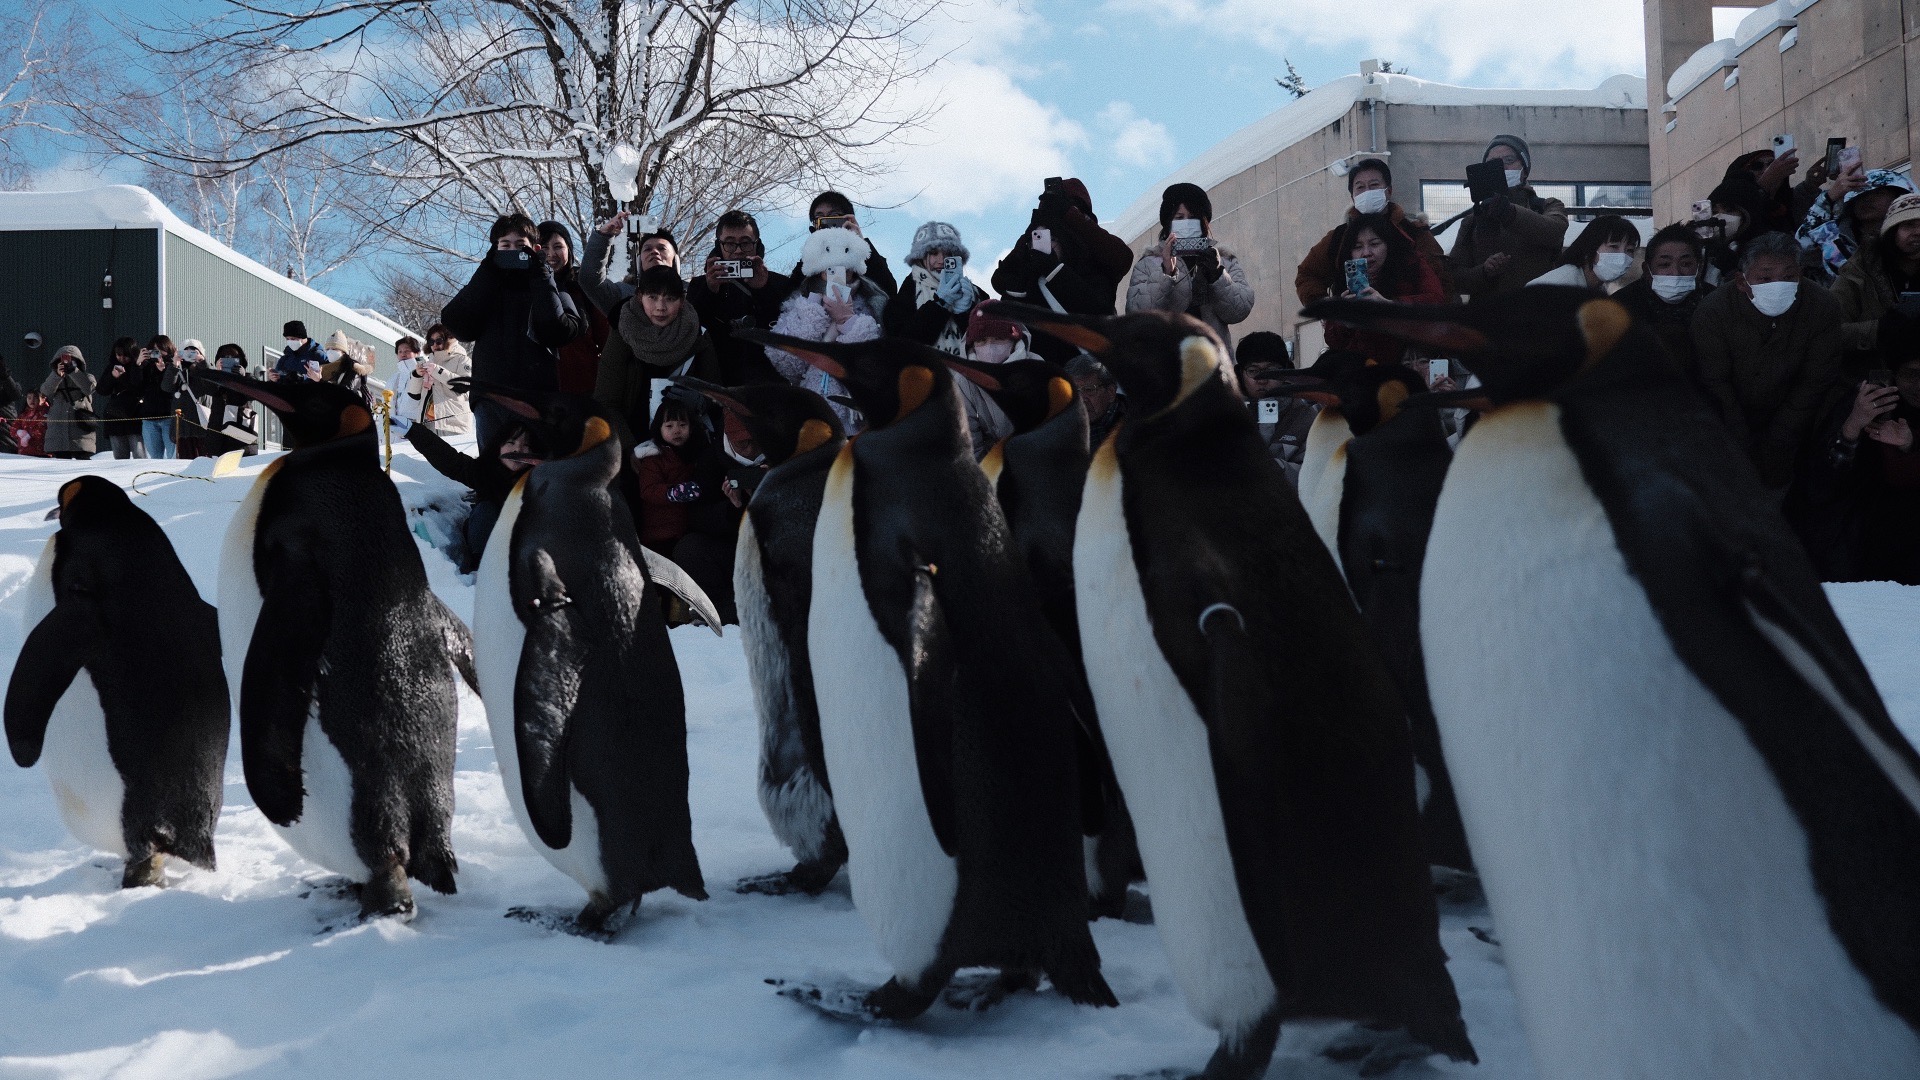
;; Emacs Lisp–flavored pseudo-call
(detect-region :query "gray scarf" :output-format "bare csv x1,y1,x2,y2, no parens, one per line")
618,298,701,371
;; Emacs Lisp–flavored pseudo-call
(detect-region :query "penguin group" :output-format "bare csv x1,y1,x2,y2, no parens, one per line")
8,285,1920,1079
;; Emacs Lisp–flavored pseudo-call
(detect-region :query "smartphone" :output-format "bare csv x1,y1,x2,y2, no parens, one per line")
1826,137,1848,175
1868,368,1894,387
1345,258,1371,296
491,248,533,271
1771,133,1795,155
814,214,854,231
1838,146,1863,173
824,266,852,304
1691,198,1714,221
1466,159,1508,204
1170,217,1210,255
1031,227,1053,256
1256,398,1280,423
1428,357,1451,387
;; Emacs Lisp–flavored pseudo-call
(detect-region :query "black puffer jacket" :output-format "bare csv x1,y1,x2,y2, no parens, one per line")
440,257,584,393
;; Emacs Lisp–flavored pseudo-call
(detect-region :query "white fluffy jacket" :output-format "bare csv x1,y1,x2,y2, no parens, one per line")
765,291,880,433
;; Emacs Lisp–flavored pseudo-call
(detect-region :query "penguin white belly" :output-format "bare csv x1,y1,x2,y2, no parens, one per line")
216,460,280,701
23,538,127,857
1296,409,1351,513
472,482,609,897
736,517,832,860
1073,446,1277,1042
808,448,957,984
1422,403,1920,1080
271,704,370,881
1302,441,1347,575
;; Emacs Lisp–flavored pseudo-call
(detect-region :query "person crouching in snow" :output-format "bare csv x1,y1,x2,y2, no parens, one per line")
764,225,887,434
394,408,545,574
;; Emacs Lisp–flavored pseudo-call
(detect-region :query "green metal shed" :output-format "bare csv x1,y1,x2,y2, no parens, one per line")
0,185,409,388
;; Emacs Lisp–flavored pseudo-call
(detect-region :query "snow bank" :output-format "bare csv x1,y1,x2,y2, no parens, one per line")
1107,72,1647,243
0,449,1913,1077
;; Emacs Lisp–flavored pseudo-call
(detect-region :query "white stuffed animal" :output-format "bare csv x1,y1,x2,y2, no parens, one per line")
801,227,872,278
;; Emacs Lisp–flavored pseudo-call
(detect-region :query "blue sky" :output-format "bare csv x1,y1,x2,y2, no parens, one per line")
26,0,1665,310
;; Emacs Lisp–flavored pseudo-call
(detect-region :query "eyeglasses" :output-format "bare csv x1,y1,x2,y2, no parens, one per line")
427,338,448,347
717,239,756,252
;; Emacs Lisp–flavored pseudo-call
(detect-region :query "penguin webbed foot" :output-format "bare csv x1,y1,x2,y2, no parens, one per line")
1195,1007,1282,1080
573,893,627,937
767,974,941,1023
120,853,166,890
357,861,417,923
939,967,1040,1012
735,857,843,897
1321,1024,1443,1076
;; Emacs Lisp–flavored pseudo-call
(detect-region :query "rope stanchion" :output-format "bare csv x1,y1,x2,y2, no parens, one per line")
378,390,396,475
129,470,214,496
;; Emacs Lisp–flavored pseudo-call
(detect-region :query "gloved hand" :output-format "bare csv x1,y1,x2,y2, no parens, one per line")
935,260,974,313
1194,245,1222,281
666,480,703,503
1478,193,1516,226
1018,243,1058,281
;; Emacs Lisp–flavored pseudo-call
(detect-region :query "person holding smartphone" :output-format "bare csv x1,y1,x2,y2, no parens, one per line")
884,221,986,353
991,177,1135,362
1235,333,1318,488
38,345,96,460
1797,162,1912,285
135,335,183,459
786,191,897,297
1320,212,1449,363
1831,192,1920,370
1447,135,1569,299
1297,157,1454,308
440,212,584,447
96,337,145,459
1798,349,1920,583
1126,183,1257,352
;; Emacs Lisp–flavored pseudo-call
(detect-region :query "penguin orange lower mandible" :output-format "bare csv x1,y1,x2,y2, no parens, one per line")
996,301,1474,1080
1309,285,1920,1079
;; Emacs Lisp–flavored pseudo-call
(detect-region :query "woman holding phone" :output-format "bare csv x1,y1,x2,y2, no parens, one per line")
1319,212,1449,363
990,177,1134,362
1126,183,1256,351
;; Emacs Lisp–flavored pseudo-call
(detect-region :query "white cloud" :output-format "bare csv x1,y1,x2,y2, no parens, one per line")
1106,0,1647,89
1099,102,1175,169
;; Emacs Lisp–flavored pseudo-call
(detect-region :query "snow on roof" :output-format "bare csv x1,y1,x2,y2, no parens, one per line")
1666,39,1738,102
1109,72,1648,242
1734,0,1798,54
0,185,406,347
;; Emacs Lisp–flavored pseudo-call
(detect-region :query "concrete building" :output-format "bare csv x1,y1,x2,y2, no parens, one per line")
0,185,408,387
1646,0,1916,224
1109,66,1651,359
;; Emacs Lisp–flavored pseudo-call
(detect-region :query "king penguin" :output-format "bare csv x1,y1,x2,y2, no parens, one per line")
1309,285,1920,1079
207,371,475,921
671,376,849,897
994,302,1475,1080
465,385,713,932
737,328,1116,1020
1272,356,1472,872
6,476,229,888
935,355,1142,919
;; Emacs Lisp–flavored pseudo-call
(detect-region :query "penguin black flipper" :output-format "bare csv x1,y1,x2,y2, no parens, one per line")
512,551,582,852
1557,355,1920,1029
435,597,479,694
5,605,89,767
240,569,330,827
907,563,960,858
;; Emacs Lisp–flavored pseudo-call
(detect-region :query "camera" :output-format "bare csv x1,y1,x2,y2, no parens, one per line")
715,259,755,280
1170,218,1211,256
813,215,854,232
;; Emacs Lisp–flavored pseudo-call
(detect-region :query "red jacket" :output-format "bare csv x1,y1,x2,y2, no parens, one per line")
13,402,47,457
556,278,611,396
636,446,693,550
1323,255,1449,363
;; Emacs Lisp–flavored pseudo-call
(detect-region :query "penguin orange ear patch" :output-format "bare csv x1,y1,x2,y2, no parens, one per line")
794,419,835,456
1577,299,1631,367
895,366,934,422
576,416,612,456
338,406,372,438
1376,379,1411,422
1045,377,1074,420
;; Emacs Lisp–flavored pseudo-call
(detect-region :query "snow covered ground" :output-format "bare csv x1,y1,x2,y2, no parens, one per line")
0,448,1912,1079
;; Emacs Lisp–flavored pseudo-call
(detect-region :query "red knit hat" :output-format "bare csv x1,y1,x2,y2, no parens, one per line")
966,306,1024,346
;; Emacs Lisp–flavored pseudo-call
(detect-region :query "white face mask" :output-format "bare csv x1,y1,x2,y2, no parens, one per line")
1650,274,1696,302
284,340,302,351
1351,188,1389,215
323,348,344,363
1593,252,1634,282
972,339,1014,365
1748,279,1798,317
1505,169,1524,189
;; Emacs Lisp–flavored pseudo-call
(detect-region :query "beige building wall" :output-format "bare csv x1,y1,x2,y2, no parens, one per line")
1648,0,1917,225
1116,97,1649,360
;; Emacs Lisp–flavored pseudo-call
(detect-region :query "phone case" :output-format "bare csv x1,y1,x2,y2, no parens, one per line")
1345,259,1371,296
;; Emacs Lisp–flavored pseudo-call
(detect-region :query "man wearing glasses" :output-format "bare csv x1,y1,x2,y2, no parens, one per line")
688,209,795,386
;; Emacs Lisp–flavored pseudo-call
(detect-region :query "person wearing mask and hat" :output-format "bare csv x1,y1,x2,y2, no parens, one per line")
1527,214,1642,291
884,221,987,354
441,211,585,446
273,320,328,382
1448,134,1569,299
537,220,613,395
789,191,898,297
200,344,260,455
1127,183,1257,351
1831,192,1920,370
320,330,375,406
946,307,1022,460
992,177,1135,361
582,210,680,315
1798,166,1914,285
1691,231,1844,490
1612,224,1708,377
1297,157,1454,307
40,345,96,460
172,339,212,457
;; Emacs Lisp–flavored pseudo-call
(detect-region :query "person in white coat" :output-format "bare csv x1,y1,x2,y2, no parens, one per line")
392,325,473,436
1125,182,1256,351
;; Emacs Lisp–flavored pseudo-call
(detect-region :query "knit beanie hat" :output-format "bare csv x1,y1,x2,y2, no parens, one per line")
1235,331,1291,370
908,221,968,265
1882,193,1920,236
1486,134,1533,173
537,220,575,262
1159,182,1214,233
283,320,308,339
965,306,1024,346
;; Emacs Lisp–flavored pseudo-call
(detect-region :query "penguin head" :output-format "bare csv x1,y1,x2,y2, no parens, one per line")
199,370,373,448
1270,350,1431,436
45,475,136,526
668,376,843,466
985,302,1233,420
937,357,1077,435
45,476,161,603
456,380,618,469
1300,286,1637,406
735,330,956,431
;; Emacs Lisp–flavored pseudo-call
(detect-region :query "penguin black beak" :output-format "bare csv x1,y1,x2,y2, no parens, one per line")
984,300,1114,356
1267,374,1340,406
1409,388,1497,413
452,378,543,421
197,369,297,415
736,329,849,379
1299,299,1491,356
44,505,60,521
669,375,751,417
938,354,1004,392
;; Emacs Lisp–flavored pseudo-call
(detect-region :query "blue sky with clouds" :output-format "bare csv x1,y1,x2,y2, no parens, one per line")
28,0,1664,309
